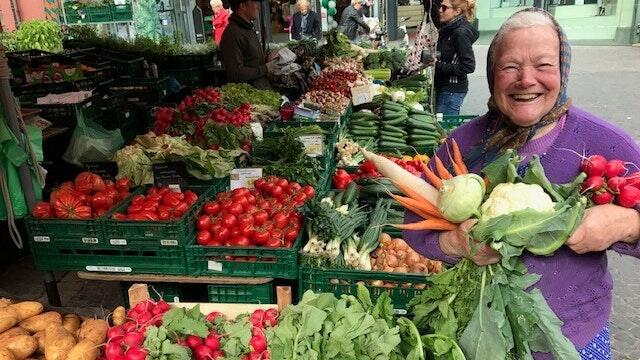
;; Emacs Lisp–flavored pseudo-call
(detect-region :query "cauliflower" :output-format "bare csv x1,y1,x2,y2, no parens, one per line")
480,183,556,220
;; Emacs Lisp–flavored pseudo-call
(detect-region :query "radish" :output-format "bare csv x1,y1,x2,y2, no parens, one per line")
250,334,267,353
185,335,204,349
263,309,279,327
204,333,220,351
157,300,170,311
121,321,137,333
193,345,213,360
581,176,604,193
592,191,614,205
133,300,153,315
262,351,270,360
137,312,152,324
617,186,640,208
626,172,640,189
105,342,124,359
246,352,262,360
107,326,126,341
250,310,265,328
124,347,148,360
605,160,627,178
123,331,145,348
607,177,627,193
206,311,224,323
579,155,607,177
211,350,225,360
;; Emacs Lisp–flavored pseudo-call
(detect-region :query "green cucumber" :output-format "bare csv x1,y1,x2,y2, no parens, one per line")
379,141,409,149
408,118,437,130
410,139,439,147
380,135,406,143
342,182,358,204
410,114,436,123
380,130,406,138
383,101,406,110
382,116,407,125
349,120,378,127
350,125,378,131
350,129,377,136
381,124,407,135
411,128,438,136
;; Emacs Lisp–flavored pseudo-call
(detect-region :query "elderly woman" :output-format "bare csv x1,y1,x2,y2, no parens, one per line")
404,8,640,359
291,0,322,40
210,0,230,44
338,0,370,41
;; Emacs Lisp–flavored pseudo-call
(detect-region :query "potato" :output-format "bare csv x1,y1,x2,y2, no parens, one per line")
0,347,15,360
76,320,107,346
0,328,28,342
0,308,19,333
44,325,75,360
0,299,11,308
33,332,45,354
20,313,62,334
112,307,125,327
2,335,37,360
9,303,43,322
64,340,98,360
61,315,80,335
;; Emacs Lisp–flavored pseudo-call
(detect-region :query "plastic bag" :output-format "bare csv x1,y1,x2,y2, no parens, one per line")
63,109,124,166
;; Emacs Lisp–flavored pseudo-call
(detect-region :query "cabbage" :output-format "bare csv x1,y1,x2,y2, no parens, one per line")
438,174,486,222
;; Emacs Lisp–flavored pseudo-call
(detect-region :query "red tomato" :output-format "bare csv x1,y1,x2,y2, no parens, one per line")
158,211,170,220
302,186,315,198
131,195,146,206
233,195,248,207
276,178,288,188
162,192,182,207
292,192,308,206
239,224,255,238
213,226,230,243
287,182,302,194
262,182,275,194
237,214,253,228
115,178,131,192
270,228,283,240
209,240,223,247
252,210,269,226
147,187,159,195
284,227,299,243
219,199,233,210
265,176,278,183
243,203,258,213
273,212,288,229
141,201,159,213
253,178,266,191
203,202,221,215
245,193,257,205
230,235,251,247
232,188,250,197
91,192,114,210
265,237,282,248
32,202,52,218
227,203,243,216
253,229,270,246
271,186,284,198
174,202,189,216
256,200,271,211
197,215,212,230
221,214,237,228
197,230,212,245
112,212,127,220
127,203,143,214
184,190,198,205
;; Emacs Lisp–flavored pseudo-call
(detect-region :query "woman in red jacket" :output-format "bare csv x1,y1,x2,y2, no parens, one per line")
210,0,230,44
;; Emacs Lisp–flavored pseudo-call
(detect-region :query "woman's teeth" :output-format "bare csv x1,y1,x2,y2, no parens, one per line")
511,94,540,101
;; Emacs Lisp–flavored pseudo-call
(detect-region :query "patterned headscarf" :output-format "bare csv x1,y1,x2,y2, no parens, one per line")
481,7,572,158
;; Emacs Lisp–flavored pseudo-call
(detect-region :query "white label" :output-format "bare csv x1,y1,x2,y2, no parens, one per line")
33,236,50,243
161,239,178,246
299,135,324,157
168,184,181,192
110,239,127,246
207,260,223,272
351,85,373,106
84,101,93,108
86,266,132,273
250,122,263,141
230,168,263,190
82,237,99,244
124,111,130,119
173,296,180,302
393,309,408,316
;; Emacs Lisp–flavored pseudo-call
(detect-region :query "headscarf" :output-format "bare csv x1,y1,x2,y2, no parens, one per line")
478,7,572,161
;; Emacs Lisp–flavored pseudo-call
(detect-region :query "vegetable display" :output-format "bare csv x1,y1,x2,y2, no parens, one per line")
372,233,443,275
577,153,640,208
112,187,199,221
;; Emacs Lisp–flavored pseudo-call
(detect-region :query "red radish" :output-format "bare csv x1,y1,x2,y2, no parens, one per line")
250,334,267,353
123,331,145,347
204,333,220,351
581,176,605,193
193,345,213,360
185,335,204,349
157,300,170,312
262,351,270,360
206,311,224,323
617,186,640,208
137,312,152,324
626,172,640,189
121,321,136,333
263,309,279,327
592,191,614,205
105,342,124,359
580,155,607,177
605,160,627,178
211,350,225,360
250,309,265,328
607,177,627,193
246,352,262,360
107,326,126,341
124,347,148,360
133,300,153,314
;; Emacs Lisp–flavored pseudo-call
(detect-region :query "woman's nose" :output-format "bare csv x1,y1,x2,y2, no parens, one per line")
517,66,537,88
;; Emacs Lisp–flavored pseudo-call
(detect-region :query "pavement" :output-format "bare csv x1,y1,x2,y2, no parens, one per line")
1,45,639,358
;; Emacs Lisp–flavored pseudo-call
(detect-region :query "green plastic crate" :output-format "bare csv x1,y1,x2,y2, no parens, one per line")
207,282,274,304
104,182,226,247
108,77,171,104
186,231,303,279
298,266,431,313
121,282,182,303
30,238,187,274
440,115,477,132
111,4,133,21
86,6,112,22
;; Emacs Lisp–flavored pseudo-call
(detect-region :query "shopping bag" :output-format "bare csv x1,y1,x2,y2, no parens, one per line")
63,109,124,166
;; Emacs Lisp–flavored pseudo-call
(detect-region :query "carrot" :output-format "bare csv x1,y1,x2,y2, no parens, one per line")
387,193,442,219
390,179,438,206
391,219,457,231
419,162,443,189
448,152,464,177
450,138,468,174
433,155,453,180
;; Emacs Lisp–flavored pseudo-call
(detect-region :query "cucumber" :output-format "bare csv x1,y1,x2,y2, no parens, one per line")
380,130,406,138
382,116,407,125
381,124,407,135
411,140,439,147
380,135,406,143
408,118,437,130
410,134,440,141
383,101,406,110
349,120,378,127
350,125,378,131
410,114,436,123
379,141,409,149
350,129,378,136
333,192,344,207
363,184,402,196
342,182,358,204
411,128,438,136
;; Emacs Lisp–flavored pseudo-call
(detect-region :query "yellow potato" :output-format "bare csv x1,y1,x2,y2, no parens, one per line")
112,307,126,327
0,299,11,308
2,335,37,360
0,308,19,333
44,325,75,360
0,328,29,342
8,303,43,322
0,347,15,360
20,313,62,334
61,315,80,335
33,332,45,354
76,320,107,346
64,340,98,360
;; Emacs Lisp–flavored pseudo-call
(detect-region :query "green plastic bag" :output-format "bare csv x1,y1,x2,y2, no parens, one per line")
63,109,124,166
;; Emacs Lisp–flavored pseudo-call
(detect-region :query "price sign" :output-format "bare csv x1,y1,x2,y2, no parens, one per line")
250,122,264,141
299,135,324,157
230,168,263,190
153,162,189,188
84,162,118,182
351,84,373,106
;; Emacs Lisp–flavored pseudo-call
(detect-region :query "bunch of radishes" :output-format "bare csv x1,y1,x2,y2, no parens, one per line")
181,332,224,360
580,155,640,208
244,308,279,360
105,300,170,360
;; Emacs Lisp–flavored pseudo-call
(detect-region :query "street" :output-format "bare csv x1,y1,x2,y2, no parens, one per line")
464,45,640,359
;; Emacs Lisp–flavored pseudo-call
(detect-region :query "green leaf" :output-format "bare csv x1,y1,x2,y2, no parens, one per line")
521,156,564,202
481,149,520,193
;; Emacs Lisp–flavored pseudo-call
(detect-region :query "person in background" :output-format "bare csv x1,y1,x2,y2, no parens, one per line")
338,0,370,41
422,0,442,28
220,0,275,89
360,0,372,17
405,8,640,359
291,0,322,40
210,0,230,44
430,0,478,115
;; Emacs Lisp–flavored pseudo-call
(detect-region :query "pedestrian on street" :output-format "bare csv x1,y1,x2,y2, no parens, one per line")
338,0,370,41
429,0,478,115
210,0,230,44
404,8,640,360
219,0,275,89
291,0,322,40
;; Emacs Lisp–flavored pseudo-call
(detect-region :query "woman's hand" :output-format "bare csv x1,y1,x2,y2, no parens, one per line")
566,204,640,254
439,219,501,266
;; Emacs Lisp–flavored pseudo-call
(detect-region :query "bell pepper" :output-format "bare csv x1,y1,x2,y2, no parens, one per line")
333,169,353,189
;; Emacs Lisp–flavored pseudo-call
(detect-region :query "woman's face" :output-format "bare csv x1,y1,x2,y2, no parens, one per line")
439,0,462,24
492,26,561,127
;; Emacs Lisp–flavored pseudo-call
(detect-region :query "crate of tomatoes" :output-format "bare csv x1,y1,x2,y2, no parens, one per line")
186,176,316,279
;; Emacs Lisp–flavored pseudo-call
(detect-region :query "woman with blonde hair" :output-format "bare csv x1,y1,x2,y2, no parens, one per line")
210,0,230,44
291,0,321,40
430,0,478,115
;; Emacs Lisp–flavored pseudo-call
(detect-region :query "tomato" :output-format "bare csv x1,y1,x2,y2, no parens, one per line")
158,211,170,220
184,190,198,205
227,203,243,216
220,214,237,228
245,193,257,205
232,188,250,197
271,186,284,198
284,227,299,243
197,230,212,245
287,182,302,194
204,202,221,215
139,211,159,221
162,192,182,207
127,203,143,214
219,199,233,210
256,200,271,211
252,210,269,226
115,178,131,192
273,212,288,229
253,178,266,191
214,226,230,243
292,192,308,207
147,187,159,195
233,195,248,207
75,172,104,194
131,195,146,206
262,182,275,194
302,186,315,198
32,202,52,218
141,201,159,213
209,240,223,247
270,228,283,240
237,214,253,228
253,229,269,246
240,224,255,238
90,192,114,210
59,181,75,192
243,203,258,213
103,187,119,200
197,215,212,230
112,212,127,220
276,178,289,188
230,235,251,247
265,176,278,183
229,228,241,240
265,237,282,248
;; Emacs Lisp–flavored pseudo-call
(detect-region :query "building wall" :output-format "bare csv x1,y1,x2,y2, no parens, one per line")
0,0,59,31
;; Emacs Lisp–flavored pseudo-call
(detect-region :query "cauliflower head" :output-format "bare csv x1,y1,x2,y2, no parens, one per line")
480,183,555,220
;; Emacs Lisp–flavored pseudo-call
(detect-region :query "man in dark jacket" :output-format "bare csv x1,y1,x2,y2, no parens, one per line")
338,0,370,41
291,0,322,40
219,0,273,89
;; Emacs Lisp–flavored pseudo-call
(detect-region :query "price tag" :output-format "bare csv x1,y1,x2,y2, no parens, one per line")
351,85,373,106
82,237,99,244
110,239,127,246
161,239,179,246
299,135,324,157
153,162,189,188
207,260,223,272
33,236,50,243
85,162,118,182
250,122,263,141
230,168,263,190
393,309,408,316
86,266,132,273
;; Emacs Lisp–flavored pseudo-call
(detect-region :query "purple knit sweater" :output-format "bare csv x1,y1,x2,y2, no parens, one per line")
403,106,640,356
